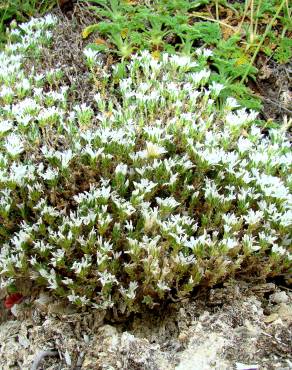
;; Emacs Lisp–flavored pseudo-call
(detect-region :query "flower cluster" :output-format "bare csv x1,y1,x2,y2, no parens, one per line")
0,18,291,313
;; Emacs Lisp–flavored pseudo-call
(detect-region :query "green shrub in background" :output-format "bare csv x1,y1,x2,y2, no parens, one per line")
0,0,55,45
0,17,291,314
83,0,291,110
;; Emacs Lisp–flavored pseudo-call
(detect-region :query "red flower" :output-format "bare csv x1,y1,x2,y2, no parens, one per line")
4,293,23,309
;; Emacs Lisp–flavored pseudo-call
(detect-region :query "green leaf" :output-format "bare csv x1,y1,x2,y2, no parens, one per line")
274,37,292,63
191,21,221,44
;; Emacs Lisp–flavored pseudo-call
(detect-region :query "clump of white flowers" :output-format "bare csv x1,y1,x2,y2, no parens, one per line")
0,17,291,314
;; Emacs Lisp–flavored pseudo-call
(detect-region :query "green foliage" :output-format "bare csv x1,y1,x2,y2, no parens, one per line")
211,35,261,109
0,0,55,45
82,0,291,109
273,37,292,63
0,17,291,314
159,0,209,13
236,0,291,63
83,0,263,107
191,21,221,44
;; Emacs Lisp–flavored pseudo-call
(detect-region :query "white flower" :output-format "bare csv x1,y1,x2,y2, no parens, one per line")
78,296,91,305
115,163,128,175
10,163,32,185
18,115,32,127
55,149,74,169
41,167,59,181
242,234,260,251
45,90,67,102
210,81,224,95
0,120,13,133
203,179,223,201
97,185,111,200
0,85,13,98
142,207,159,232
62,277,74,285
34,240,54,253
34,292,53,307
12,98,40,116
271,244,286,256
157,281,171,291
251,151,269,165
156,196,180,209
5,133,24,156
259,232,277,245
16,78,30,91
226,109,258,127
195,48,213,58
38,106,63,121
189,69,210,85
133,179,157,194
82,145,104,159
222,238,238,249
120,281,138,300
170,54,198,68
83,48,99,63
41,205,59,218
145,142,167,158
44,14,57,26
255,173,289,199
98,213,112,228
244,210,263,225
50,249,65,267
124,220,134,232
222,213,239,226
237,137,253,153
39,268,59,290
166,172,179,185
67,291,79,303
172,252,196,265
29,256,38,266
120,78,132,92
279,210,292,227
11,229,31,249
225,97,240,109
71,255,92,275
74,103,92,114
93,93,102,104
98,270,118,286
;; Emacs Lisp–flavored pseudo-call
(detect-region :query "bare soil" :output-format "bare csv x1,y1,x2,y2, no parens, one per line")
0,280,291,369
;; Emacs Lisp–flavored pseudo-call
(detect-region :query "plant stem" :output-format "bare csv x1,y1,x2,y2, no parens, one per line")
238,0,252,32
254,0,263,39
190,12,236,30
249,0,254,44
215,0,219,21
241,0,286,83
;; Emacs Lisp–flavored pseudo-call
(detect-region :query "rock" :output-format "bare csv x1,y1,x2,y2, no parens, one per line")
235,363,259,370
270,291,289,304
176,333,229,370
18,334,30,349
265,303,292,324
264,313,279,323
98,324,118,339
277,303,292,322
178,330,189,343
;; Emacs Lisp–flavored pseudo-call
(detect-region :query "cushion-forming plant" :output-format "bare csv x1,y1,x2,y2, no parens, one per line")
0,16,291,313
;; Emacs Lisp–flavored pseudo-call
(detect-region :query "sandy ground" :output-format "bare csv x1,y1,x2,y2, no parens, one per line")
0,280,291,369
